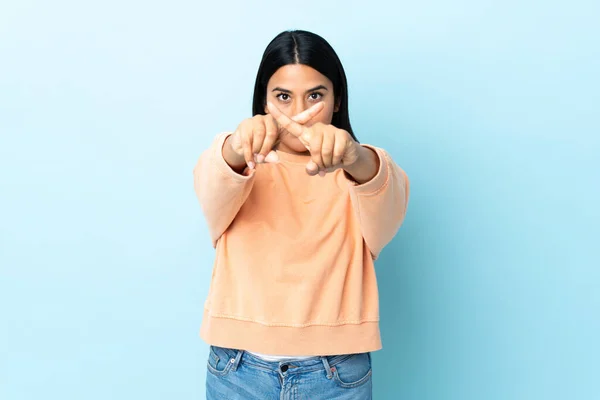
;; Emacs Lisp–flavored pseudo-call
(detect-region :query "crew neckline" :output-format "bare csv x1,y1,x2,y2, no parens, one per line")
275,149,312,164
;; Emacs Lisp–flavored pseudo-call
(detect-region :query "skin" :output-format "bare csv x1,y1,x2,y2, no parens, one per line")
222,101,323,171
223,64,379,184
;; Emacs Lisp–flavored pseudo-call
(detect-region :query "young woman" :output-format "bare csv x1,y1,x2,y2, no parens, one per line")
193,29,410,399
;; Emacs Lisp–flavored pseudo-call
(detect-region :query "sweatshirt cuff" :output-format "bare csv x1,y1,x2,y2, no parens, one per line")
213,132,255,181
348,145,390,195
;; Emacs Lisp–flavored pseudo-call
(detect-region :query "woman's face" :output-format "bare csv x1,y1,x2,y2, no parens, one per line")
265,64,339,154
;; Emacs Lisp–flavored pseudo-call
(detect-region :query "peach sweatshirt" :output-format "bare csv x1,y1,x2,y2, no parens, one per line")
193,132,410,356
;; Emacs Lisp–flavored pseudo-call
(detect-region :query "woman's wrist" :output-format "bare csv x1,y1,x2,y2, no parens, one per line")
343,144,380,184
222,135,247,173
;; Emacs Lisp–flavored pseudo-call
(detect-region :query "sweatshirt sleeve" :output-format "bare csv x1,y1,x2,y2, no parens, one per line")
193,132,256,247
348,145,410,260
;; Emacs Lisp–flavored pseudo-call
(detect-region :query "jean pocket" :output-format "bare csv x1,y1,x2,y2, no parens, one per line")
206,345,236,376
331,352,372,389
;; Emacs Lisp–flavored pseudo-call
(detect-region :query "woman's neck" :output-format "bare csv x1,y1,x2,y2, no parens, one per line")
275,142,310,157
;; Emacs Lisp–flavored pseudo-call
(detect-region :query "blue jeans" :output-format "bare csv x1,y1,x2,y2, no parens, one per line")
206,345,373,399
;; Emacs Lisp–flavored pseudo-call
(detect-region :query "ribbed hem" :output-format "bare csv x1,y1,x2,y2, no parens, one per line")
199,308,382,356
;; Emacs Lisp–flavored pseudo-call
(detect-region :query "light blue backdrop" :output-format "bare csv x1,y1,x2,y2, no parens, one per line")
1,1,598,399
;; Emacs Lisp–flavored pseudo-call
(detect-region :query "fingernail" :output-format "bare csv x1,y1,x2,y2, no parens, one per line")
319,170,326,177
247,161,255,169
256,154,265,163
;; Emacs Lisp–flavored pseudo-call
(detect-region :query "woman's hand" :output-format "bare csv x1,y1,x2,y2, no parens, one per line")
226,102,325,170
266,101,361,176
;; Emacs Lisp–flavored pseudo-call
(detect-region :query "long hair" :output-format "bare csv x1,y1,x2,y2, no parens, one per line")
251,30,358,142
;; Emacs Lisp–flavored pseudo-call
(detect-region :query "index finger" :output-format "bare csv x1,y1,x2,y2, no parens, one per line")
291,102,324,125
266,102,309,144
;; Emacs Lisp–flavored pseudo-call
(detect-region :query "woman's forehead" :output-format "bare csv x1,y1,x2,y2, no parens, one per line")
268,64,332,90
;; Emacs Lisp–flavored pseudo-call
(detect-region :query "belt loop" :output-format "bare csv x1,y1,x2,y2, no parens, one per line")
321,356,333,379
231,349,244,371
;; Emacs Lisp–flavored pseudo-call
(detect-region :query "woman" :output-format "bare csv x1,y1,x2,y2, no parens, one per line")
193,29,410,399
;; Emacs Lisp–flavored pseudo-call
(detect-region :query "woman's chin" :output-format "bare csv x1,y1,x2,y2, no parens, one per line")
280,138,309,154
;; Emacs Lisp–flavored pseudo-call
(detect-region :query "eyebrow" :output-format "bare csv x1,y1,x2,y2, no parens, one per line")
271,85,329,94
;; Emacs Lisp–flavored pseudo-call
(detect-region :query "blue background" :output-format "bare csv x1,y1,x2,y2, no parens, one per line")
1,1,598,399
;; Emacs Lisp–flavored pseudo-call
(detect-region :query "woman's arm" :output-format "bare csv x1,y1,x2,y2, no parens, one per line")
347,146,410,259
193,132,256,247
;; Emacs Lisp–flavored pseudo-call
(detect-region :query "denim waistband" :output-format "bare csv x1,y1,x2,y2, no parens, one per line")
213,345,361,376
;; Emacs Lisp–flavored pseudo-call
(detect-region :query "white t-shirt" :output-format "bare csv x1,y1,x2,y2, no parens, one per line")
246,350,317,362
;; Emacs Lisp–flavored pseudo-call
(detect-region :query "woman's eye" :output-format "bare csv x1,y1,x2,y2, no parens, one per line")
276,93,290,101
309,92,323,101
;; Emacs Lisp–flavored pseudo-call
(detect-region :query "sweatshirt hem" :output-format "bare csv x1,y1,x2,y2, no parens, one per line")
199,308,382,356
205,309,379,327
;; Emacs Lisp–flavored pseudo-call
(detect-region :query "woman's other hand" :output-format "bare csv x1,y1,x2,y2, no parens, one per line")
266,101,361,177
224,102,325,171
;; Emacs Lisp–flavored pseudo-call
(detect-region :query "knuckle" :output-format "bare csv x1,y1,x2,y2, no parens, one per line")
253,123,266,133
265,127,277,137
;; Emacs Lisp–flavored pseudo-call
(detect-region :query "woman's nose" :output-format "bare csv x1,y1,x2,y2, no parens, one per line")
292,101,306,118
